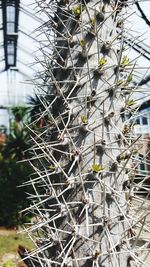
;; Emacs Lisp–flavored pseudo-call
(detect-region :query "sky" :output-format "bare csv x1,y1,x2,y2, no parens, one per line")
127,2,150,66
124,1,150,103
0,0,149,127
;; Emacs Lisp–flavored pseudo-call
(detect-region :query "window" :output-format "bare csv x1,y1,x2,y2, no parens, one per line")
7,22,15,33
136,117,140,124
7,54,14,65
6,5,15,34
142,116,148,125
147,162,150,172
7,42,15,54
140,162,145,170
6,5,15,22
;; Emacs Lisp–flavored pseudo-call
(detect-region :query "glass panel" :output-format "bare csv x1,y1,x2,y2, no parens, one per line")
136,117,140,124
7,55,14,65
147,163,150,172
7,43,14,54
140,162,145,170
6,5,15,22
142,116,148,125
7,22,15,33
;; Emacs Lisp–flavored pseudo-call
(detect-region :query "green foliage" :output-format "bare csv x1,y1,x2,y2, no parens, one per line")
81,115,87,124
127,99,135,107
48,164,56,171
0,106,32,227
72,5,85,16
2,261,16,267
127,74,133,83
98,57,107,67
11,106,28,122
121,55,130,66
89,18,96,26
0,232,34,264
91,164,105,173
0,159,32,227
79,39,86,48
28,94,51,127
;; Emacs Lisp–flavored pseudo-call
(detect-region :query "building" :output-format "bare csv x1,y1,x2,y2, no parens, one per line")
0,0,45,128
131,99,150,176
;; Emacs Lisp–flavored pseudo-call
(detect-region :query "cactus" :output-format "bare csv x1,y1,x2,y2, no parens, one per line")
21,1,150,266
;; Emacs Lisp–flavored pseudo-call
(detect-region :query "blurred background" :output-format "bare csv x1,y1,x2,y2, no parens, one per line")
0,2,46,265
0,0,46,128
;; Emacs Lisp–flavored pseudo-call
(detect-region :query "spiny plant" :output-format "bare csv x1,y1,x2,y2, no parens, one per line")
19,0,150,266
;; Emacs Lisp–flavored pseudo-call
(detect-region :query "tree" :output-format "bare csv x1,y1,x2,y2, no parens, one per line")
0,106,32,227
21,0,150,266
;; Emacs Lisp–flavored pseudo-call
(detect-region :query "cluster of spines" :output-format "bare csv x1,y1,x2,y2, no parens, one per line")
19,1,150,267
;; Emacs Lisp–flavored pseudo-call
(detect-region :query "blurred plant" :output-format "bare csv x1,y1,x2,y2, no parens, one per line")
0,106,32,227
2,260,16,267
28,94,54,130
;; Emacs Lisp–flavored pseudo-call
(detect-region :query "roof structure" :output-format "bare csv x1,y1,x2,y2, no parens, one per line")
1,0,20,70
0,0,46,127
